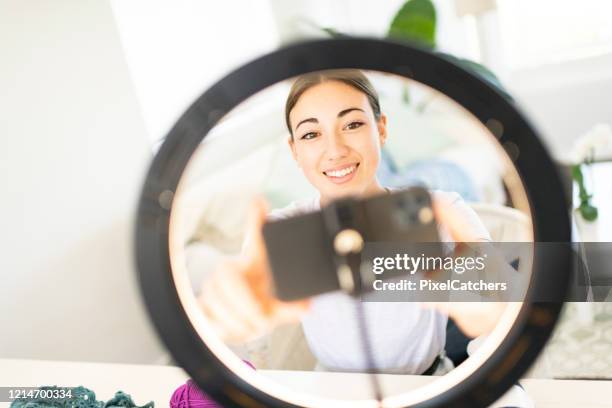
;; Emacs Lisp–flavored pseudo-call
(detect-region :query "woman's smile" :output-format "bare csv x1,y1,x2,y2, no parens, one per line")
322,162,360,184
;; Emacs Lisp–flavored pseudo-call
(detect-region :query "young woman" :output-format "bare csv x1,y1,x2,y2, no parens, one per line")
198,69,504,375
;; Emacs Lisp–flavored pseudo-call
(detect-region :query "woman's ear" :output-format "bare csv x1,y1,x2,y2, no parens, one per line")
377,114,388,146
287,136,300,166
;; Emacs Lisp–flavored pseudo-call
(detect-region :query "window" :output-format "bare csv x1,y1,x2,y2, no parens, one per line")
497,0,612,68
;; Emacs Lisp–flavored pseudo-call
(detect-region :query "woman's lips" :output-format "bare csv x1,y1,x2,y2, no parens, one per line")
322,163,359,184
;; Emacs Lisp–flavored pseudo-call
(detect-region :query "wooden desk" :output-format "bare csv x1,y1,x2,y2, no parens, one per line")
1,359,610,408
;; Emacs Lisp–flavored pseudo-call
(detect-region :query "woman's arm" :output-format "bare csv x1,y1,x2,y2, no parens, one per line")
425,191,508,338
197,197,309,343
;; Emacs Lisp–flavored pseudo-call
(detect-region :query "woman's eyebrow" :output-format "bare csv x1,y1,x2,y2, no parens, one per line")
294,107,364,131
338,107,364,117
295,117,318,131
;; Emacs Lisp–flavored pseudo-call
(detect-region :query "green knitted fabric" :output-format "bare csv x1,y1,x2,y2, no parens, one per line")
10,386,103,408
104,391,153,408
10,387,153,408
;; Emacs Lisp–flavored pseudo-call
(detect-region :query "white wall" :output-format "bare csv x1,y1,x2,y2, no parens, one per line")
504,53,612,161
0,0,165,363
479,0,612,161
110,0,280,147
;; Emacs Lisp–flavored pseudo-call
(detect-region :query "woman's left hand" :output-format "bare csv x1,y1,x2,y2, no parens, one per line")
422,192,507,338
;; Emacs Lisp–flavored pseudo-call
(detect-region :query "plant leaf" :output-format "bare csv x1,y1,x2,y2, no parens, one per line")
321,27,350,38
571,164,584,183
387,0,436,49
579,202,599,221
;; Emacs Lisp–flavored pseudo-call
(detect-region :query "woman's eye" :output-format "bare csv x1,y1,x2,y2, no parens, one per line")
300,132,318,140
345,121,364,130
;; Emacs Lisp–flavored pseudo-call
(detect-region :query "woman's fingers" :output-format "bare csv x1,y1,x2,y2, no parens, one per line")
199,261,269,342
199,267,308,342
242,196,269,265
197,197,310,343
214,261,271,335
241,197,276,308
431,192,490,243
270,298,311,326
432,193,469,242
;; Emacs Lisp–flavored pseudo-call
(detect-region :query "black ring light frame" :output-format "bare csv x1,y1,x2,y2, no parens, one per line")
136,38,571,408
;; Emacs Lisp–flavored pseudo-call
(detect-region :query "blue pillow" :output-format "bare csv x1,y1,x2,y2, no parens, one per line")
378,148,479,202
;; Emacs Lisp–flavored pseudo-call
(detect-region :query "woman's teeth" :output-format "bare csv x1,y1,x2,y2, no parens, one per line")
325,165,356,178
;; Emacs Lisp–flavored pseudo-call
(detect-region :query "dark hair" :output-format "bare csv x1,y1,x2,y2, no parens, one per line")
285,69,381,138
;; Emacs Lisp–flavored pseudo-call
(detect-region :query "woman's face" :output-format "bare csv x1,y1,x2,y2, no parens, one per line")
288,80,387,204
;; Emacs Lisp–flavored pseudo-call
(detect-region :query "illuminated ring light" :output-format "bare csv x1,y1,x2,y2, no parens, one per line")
136,38,571,407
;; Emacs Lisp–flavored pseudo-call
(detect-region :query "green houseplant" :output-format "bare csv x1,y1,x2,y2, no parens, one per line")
315,0,510,102
386,0,509,100
569,123,612,222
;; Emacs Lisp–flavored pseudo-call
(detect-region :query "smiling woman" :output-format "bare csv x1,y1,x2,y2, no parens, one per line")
285,70,388,206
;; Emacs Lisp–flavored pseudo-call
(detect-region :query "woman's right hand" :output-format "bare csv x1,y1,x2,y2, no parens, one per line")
197,197,310,343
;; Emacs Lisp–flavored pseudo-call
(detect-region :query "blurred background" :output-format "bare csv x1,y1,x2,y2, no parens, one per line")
110,0,612,160
2,0,612,382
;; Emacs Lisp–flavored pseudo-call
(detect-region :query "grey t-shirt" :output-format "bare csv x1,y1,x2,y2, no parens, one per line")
268,190,490,374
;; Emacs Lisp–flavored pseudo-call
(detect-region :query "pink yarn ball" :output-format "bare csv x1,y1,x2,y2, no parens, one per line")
170,361,255,408
170,379,219,408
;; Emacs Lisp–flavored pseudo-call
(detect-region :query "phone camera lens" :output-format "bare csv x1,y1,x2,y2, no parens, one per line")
410,213,419,224
393,207,416,227
415,193,426,206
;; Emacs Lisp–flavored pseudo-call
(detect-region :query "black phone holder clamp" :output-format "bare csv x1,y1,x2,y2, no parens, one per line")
321,197,385,401
321,197,369,296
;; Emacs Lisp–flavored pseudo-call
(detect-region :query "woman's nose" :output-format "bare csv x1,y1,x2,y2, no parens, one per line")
324,132,349,160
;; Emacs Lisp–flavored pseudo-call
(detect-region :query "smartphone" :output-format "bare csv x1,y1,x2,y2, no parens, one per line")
262,187,442,301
